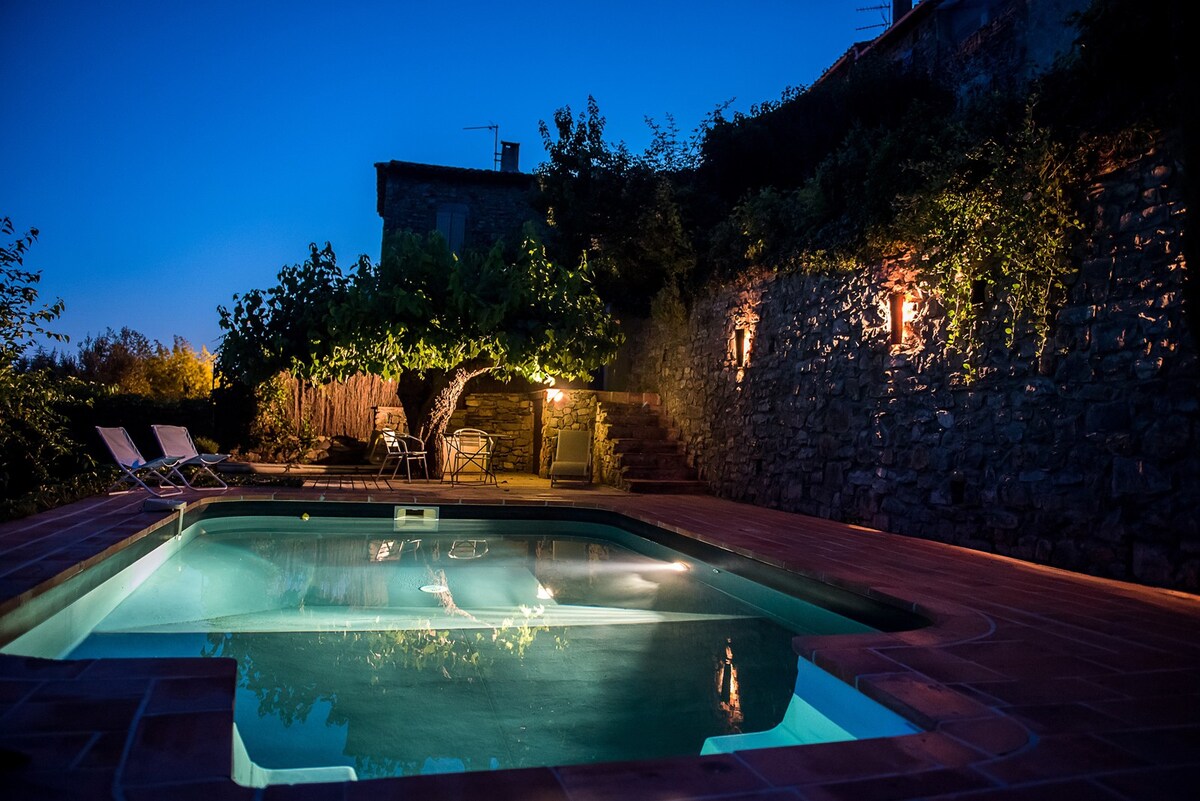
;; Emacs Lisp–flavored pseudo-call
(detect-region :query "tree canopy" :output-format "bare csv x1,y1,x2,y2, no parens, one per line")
217,229,622,466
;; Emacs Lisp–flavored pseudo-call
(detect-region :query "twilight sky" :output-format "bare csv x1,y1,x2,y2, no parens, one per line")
2,1,876,354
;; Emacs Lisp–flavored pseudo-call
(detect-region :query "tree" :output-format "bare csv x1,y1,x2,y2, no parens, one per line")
535,97,697,316
217,230,622,474
77,327,154,394
0,217,78,508
73,327,214,398
142,336,215,399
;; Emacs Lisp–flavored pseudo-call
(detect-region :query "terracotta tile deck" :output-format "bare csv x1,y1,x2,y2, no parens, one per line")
1,474,1197,799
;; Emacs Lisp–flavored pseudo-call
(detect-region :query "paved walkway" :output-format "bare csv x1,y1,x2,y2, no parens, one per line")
0,474,1196,800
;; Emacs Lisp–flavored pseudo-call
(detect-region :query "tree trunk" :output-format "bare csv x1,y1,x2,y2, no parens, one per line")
397,358,494,477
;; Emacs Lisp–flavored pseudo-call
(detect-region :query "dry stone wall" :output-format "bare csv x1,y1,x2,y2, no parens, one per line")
538,390,659,479
448,393,535,472
618,138,1197,591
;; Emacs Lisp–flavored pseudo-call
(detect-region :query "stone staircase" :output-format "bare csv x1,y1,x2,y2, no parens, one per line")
595,400,708,494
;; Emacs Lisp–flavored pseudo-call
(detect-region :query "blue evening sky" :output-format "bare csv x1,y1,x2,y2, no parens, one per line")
2,1,875,354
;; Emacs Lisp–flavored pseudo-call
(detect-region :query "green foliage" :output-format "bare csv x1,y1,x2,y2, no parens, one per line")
78,327,214,398
642,100,734,173
893,108,1085,369
1,220,65,359
247,373,316,463
712,87,1085,374
0,216,85,513
645,3,1160,376
192,435,220,454
142,337,214,398
329,229,621,386
535,97,698,315
218,230,622,456
705,72,965,278
217,242,350,386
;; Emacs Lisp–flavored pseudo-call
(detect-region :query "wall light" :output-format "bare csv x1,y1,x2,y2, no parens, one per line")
889,292,906,346
733,328,751,367
887,290,922,347
546,388,564,405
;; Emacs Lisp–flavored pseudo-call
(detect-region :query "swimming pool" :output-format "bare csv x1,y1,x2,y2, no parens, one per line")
1,501,924,786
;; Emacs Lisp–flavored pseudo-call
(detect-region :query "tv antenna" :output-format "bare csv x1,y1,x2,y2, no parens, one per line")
464,123,500,170
856,4,890,31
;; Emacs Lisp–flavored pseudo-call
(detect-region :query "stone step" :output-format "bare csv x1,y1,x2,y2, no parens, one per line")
604,424,671,440
625,478,710,495
599,406,662,423
613,451,690,469
610,438,683,454
621,465,697,481
596,402,706,495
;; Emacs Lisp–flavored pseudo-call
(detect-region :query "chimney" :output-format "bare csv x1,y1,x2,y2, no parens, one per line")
500,141,520,172
892,0,912,26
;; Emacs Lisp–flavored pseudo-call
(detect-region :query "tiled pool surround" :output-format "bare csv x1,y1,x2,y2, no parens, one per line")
1,483,1197,800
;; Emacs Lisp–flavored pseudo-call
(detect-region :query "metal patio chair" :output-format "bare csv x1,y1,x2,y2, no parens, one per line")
441,428,494,484
377,429,429,482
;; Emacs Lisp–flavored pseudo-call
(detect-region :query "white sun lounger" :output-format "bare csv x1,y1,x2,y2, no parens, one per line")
152,424,230,490
96,426,183,497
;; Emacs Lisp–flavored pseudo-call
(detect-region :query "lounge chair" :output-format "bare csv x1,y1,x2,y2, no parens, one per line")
96,426,183,497
549,429,592,487
151,424,230,490
377,429,429,482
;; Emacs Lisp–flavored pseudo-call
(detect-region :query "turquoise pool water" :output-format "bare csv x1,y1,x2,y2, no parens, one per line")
3,507,920,785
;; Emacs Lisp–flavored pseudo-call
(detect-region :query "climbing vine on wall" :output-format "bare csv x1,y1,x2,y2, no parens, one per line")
893,109,1084,376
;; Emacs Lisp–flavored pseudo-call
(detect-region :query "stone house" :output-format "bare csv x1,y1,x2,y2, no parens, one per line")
375,142,537,254
821,0,1092,94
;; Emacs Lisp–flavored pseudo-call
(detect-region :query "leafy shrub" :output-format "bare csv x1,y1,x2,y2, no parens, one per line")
193,435,221,455
246,373,316,463
0,217,84,514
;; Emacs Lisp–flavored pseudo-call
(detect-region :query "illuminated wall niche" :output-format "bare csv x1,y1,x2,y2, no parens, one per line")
887,290,920,347
733,327,751,367
729,289,761,381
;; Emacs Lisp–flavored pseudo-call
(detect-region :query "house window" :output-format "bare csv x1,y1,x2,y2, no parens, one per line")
435,203,468,254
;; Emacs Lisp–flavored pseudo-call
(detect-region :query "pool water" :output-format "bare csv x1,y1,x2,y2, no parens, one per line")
4,510,920,784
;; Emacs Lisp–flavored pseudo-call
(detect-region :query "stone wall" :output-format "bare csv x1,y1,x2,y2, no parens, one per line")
539,391,598,477
852,0,1091,97
448,393,535,472
375,161,536,253
617,137,1197,591
539,390,661,479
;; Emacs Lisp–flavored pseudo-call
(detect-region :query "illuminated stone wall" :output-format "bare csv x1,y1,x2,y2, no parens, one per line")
615,137,1198,591
448,393,535,472
538,390,660,479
